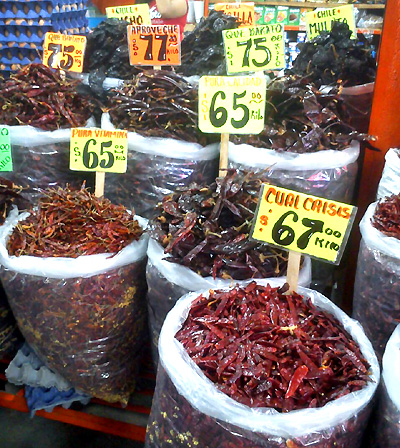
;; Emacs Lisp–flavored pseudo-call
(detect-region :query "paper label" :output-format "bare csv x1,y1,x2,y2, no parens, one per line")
43,32,86,72
251,184,356,264
128,24,180,66
106,4,151,25
198,75,266,134
214,2,255,27
223,24,285,74
306,5,356,40
70,128,128,173
0,127,12,172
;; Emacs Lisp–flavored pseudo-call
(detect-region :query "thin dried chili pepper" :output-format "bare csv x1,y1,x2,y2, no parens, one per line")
7,185,143,257
0,63,95,130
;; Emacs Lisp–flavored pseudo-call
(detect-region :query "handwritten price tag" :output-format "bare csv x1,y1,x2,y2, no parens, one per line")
106,4,151,25
199,75,266,134
0,127,12,172
306,4,356,40
43,32,86,73
70,128,128,173
251,185,356,264
128,24,180,66
223,24,285,74
214,2,255,27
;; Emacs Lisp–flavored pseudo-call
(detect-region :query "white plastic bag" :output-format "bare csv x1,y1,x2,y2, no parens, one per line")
377,148,400,200
0,207,149,403
2,117,96,202
146,238,312,361
353,202,400,361
146,280,379,448
101,113,219,218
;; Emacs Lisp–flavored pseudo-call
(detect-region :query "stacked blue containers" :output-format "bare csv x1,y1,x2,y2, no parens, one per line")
0,0,89,76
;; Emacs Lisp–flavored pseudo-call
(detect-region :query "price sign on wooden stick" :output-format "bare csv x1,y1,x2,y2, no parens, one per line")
43,32,87,73
251,184,357,291
198,75,266,176
69,128,128,197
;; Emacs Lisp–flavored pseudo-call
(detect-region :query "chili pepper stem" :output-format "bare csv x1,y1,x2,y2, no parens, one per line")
286,251,301,293
219,133,229,178
95,172,106,198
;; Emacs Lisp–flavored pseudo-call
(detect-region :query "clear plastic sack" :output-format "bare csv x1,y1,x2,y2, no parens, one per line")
377,148,400,200
340,82,375,134
146,279,379,448
0,208,149,404
101,113,219,218
353,202,400,362
0,280,22,357
369,325,400,447
2,118,96,202
146,238,312,362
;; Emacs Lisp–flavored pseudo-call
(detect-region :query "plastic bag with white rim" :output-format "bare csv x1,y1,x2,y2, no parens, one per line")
377,148,400,200
353,201,400,362
0,207,149,404
145,279,379,448
146,237,312,362
369,325,400,448
101,113,219,219
339,82,375,133
1,117,96,202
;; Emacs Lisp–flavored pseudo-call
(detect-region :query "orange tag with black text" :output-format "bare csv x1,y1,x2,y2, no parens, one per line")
43,32,86,72
127,24,181,66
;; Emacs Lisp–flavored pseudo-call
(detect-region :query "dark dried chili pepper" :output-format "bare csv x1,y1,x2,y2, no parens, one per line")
0,63,95,131
7,185,143,257
0,177,30,224
371,194,400,238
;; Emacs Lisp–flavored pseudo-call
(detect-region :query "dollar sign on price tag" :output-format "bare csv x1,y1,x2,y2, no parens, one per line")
43,32,87,73
198,75,266,134
127,24,181,66
223,24,285,74
0,127,12,172
251,184,357,264
70,128,128,173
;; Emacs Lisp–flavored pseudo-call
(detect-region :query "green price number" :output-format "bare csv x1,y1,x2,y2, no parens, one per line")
209,90,250,129
80,139,115,170
0,127,13,172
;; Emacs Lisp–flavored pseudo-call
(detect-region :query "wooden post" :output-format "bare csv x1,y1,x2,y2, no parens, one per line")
219,133,229,177
95,172,105,198
286,251,301,293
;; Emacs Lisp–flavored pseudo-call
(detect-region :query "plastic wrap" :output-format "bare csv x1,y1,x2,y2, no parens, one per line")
353,202,400,362
146,279,379,448
369,325,400,447
340,82,375,133
101,113,219,218
377,148,400,200
146,238,312,362
0,280,22,357
1,118,96,203
0,208,149,404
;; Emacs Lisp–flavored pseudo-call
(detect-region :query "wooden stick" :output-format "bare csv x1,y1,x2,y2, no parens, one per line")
286,251,301,293
219,133,229,177
153,65,162,70
95,172,105,198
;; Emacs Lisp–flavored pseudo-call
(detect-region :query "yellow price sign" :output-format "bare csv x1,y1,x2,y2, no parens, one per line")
306,4,356,40
43,32,86,73
251,185,356,264
199,75,266,134
214,2,255,27
222,24,285,74
106,4,151,25
70,128,128,173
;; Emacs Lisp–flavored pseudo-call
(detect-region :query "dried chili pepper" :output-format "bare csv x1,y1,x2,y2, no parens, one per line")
108,70,214,145
289,22,376,88
151,171,289,280
371,194,400,238
177,10,241,76
7,185,143,257
0,63,95,130
176,282,371,411
231,75,365,153
0,177,30,224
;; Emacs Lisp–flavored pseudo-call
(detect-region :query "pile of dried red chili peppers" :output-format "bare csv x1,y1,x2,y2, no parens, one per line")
7,185,143,257
0,177,30,224
176,282,371,412
372,194,400,239
151,171,289,279
0,64,94,130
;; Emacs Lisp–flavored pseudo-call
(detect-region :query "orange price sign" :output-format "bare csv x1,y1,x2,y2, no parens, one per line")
214,2,255,27
127,24,181,66
43,32,86,73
